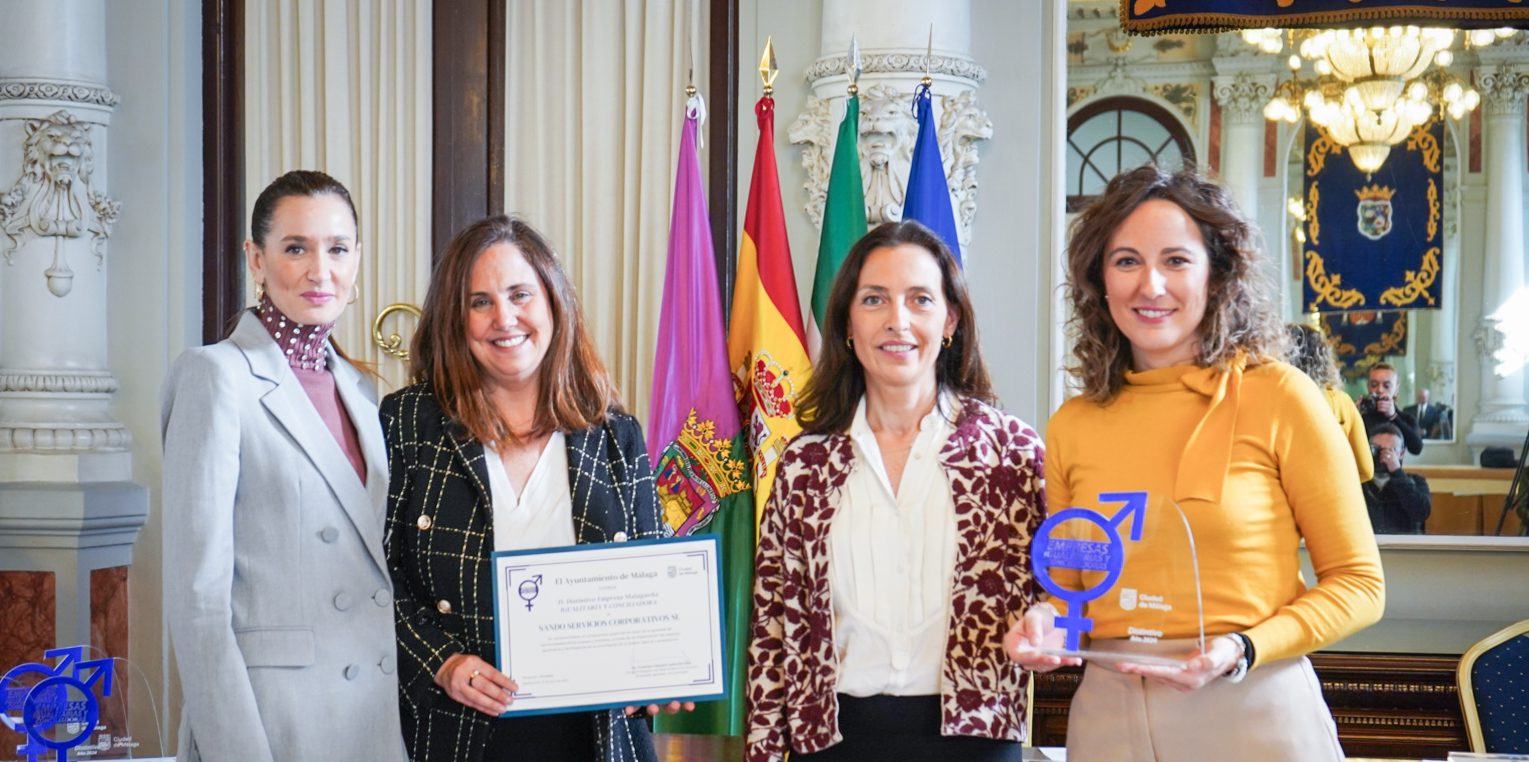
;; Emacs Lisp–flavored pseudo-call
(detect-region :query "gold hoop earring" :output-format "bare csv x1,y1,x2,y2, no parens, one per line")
255,282,266,302
942,335,953,349
845,337,854,349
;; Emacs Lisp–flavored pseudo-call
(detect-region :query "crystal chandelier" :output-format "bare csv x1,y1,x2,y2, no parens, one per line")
1244,26,1514,173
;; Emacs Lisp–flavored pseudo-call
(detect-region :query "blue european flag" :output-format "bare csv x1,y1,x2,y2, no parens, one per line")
901,82,962,265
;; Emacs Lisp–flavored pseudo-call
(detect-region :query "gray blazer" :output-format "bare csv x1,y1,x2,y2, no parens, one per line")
161,311,406,762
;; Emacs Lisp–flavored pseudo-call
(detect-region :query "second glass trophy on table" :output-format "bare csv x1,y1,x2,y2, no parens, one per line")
1030,490,1204,668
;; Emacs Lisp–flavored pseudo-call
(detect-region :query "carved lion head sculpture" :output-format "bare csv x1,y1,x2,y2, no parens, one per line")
23,112,92,190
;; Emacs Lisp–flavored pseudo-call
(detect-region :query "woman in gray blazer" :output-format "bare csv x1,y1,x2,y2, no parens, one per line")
161,171,407,762
383,216,680,762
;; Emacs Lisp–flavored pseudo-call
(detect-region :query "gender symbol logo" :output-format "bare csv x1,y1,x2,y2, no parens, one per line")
517,574,543,611
1,646,113,761
1030,492,1147,652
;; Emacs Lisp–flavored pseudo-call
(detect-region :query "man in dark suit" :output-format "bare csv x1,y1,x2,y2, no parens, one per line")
1362,424,1432,534
1403,389,1453,440
1359,363,1423,455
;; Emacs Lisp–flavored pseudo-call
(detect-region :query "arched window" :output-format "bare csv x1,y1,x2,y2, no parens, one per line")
1066,97,1195,212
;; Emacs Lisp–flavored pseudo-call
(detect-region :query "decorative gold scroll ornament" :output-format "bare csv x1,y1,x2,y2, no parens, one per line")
372,303,422,361
1380,246,1441,307
1305,249,1366,311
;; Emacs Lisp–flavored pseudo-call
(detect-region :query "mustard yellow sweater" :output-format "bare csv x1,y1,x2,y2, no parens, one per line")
1324,385,1375,482
1045,360,1384,667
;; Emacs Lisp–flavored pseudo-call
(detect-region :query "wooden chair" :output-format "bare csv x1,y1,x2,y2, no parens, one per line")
1458,619,1529,753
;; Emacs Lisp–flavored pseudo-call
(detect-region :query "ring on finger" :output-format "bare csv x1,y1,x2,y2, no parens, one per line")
469,668,481,688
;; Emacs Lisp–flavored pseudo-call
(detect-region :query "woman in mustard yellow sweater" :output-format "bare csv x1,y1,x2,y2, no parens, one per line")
1286,322,1374,482
1005,165,1384,761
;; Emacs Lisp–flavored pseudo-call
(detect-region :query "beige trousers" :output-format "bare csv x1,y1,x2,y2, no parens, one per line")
1065,639,1345,762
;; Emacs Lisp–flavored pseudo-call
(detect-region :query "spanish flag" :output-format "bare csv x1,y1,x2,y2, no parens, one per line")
728,94,811,524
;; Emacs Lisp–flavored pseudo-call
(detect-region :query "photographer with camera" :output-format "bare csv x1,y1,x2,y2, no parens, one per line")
1363,423,1431,534
1358,363,1423,455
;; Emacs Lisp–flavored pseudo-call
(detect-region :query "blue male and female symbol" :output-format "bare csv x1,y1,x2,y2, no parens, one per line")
1030,491,1148,652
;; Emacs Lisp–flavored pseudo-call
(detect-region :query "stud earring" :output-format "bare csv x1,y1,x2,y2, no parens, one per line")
846,337,854,349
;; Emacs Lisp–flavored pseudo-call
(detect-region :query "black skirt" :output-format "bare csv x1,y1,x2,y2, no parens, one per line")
792,694,1022,762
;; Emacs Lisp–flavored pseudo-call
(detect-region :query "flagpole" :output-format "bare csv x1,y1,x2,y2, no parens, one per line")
849,33,862,97
758,36,777,98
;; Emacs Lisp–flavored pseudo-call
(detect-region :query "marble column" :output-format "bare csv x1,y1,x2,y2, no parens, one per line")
1425,186,1461,412
788,0,991,253
1466,61,1529,453
1209,68,1275,215
0,0,147,696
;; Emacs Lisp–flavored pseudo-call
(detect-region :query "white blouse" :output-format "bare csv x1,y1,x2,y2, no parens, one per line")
829,395,959,697
484,432,576,552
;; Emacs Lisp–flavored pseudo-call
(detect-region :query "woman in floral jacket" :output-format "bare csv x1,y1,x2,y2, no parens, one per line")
746,221,1045,762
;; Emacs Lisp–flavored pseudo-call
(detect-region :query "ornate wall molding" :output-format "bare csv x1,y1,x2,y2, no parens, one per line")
1068,60,1216,85
0,110,121,297
1213,72,1276,124
789,84,991,248
806,53,987,86
0,423,131,452
1474,65,1529,117
1093,58,1150,98
0,79,120,108
1425,361,1456,398
0,371,119,394
1474,314,1506,367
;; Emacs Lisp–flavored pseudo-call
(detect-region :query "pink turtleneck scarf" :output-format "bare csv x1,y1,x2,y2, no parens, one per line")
258,296,367,483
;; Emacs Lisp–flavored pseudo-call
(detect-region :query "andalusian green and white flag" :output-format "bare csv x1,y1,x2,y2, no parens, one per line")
807,93,866,361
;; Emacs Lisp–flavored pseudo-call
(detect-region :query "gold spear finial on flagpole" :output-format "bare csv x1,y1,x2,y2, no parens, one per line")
758,36,779,96
922,24,933,87
848,33,862,96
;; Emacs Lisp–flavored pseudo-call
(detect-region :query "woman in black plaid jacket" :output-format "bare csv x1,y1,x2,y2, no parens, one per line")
382,216,670,762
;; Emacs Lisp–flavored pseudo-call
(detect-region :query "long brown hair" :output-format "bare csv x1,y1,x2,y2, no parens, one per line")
796,220,994,435
411,215,620,443
1064,164,1281,402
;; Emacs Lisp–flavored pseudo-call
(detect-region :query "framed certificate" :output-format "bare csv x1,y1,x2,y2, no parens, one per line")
490,536,727,716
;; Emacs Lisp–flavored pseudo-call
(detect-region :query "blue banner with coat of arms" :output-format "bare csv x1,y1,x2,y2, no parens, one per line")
1302,120,1444,315
1319,311,1408,381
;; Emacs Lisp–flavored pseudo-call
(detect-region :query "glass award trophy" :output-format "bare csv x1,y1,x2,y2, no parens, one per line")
2,646,164,760
1030,491,1204,667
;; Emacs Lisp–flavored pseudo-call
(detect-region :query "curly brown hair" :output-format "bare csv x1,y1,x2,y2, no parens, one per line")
796,220,995,434
1284,323,1341,390
1064,164,1282,402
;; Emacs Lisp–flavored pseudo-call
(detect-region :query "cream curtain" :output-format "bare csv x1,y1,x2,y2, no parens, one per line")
244,0,432,392
506,0,707,423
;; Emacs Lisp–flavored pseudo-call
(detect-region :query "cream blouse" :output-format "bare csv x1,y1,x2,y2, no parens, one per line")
828,394,959,697
484,432,575,551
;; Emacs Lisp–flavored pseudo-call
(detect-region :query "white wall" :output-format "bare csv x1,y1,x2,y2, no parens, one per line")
105,0,202,751
967,0,1065,428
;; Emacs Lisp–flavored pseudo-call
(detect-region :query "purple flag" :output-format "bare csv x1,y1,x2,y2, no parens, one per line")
648,97,755,735
647,98,749,535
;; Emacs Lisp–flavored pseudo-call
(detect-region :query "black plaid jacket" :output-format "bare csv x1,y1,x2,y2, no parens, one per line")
381,383,664,762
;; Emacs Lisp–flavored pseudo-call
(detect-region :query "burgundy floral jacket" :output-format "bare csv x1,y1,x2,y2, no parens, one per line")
745,397,1045,762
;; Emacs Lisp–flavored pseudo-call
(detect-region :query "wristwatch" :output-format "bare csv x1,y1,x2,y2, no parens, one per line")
1219,633,1250,683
